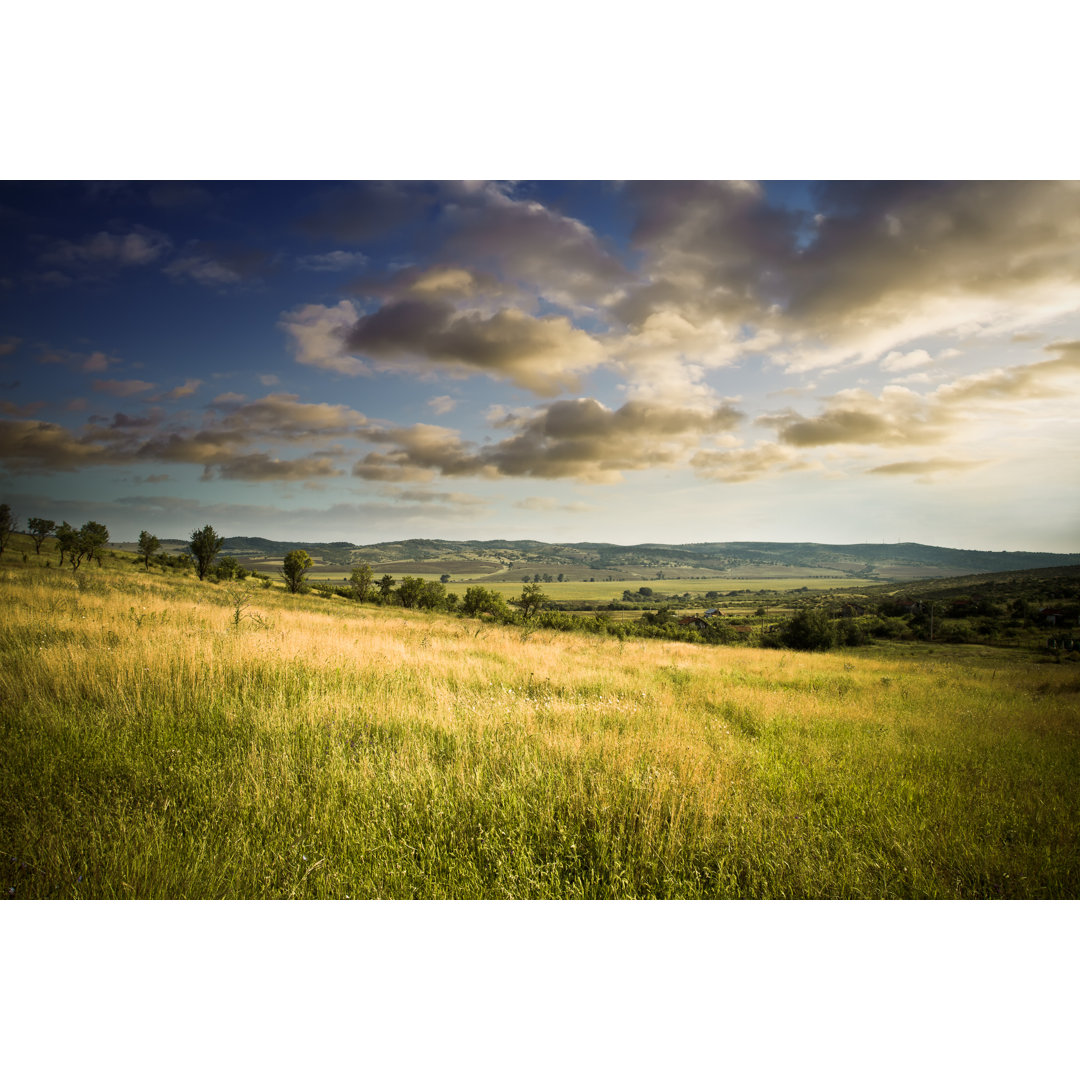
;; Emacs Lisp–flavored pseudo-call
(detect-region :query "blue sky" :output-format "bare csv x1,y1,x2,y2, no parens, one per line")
2,180,1079,550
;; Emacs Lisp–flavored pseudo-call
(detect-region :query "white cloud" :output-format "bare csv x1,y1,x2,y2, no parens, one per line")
279,300,369,376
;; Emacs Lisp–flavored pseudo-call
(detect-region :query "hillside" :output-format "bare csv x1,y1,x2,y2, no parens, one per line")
2,546,1078,899
115,536,1080,582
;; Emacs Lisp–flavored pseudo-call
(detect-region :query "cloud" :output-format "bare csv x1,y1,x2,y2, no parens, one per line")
0,337,21,356
164,245,273,288
0,419,121,471
41,227,171,270
279,300,368,376
514,496,596,512
153,379,202,401
345,297,607,393
936,339,1080,403
212,393,370,440
427,395,457,415
92,379,156,398
394,490,489,507
880,349,934,373
353,397,745,484
757,344,1080,452
1,399,47,418
775,181,1080,368
602,181,1080,376
165,255,242,287
207,453,344,482
866,458,985,476
440,182,631,309
689,442,806,483
0,392,375,480
38,348,125,373
296,250,368,272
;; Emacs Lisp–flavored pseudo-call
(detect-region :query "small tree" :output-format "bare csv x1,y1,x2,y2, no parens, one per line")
397,575,424,609
137,530,160,570
190,524,224,581
462,586,509,619
281,549,313,594
440,573,451,584
0,504,15,556
418,580,447,610
28,517,55,555
517,582,548,618
55,521,79,567
378,574,395,600
78,521,110,566
350,563,373,602
211,555,241,582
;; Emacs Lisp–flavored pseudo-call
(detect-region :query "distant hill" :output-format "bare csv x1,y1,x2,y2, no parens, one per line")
118,536,1080,582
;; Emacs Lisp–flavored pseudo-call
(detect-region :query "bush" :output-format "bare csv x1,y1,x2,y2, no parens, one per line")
778,609,836,651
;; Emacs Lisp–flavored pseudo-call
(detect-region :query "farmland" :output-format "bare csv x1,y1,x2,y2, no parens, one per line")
2,536,1078,899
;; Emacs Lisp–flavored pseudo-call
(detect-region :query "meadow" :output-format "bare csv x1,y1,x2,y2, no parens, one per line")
2,552,1078,899
303,572,878,599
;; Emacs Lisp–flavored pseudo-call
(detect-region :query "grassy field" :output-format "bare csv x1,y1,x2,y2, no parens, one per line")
2,552,1078,899
303,573,879,598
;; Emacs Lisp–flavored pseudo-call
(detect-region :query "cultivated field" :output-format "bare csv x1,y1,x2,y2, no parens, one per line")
2,555,1078,898
302,573,879,597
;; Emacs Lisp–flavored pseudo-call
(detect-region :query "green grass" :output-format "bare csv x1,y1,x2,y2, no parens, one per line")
2,548,1078,899
304,574,878,597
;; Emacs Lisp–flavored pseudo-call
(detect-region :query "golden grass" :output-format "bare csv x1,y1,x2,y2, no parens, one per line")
2,557,1078,898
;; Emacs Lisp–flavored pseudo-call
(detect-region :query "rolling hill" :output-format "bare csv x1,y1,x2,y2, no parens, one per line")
116,536,1080,582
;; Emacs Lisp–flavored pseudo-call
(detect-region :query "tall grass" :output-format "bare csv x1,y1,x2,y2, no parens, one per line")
2,558,1078,898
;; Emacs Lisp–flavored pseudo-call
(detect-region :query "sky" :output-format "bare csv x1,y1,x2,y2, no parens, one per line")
2,179,1079,551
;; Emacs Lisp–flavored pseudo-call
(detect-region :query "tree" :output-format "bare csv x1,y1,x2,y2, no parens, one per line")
212,556,241,581
462,586,509,619
517,582,548,618
137,529,160,570
350,563,373,602
78,521,110,566
27,517,55,555
55,521,79,567
418,580,447,610
190,525,223,580
281,549,312,594
779,608,836,651
378,574,395,600
0,504,15,556
397,575,424,609
439,573,451,584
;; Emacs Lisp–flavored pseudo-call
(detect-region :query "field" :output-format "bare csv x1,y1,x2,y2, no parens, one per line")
2,543,1078,900
301,572,879,598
